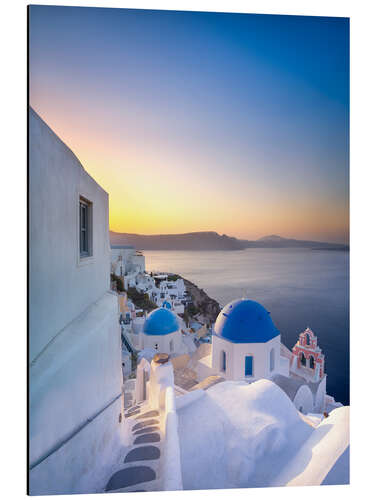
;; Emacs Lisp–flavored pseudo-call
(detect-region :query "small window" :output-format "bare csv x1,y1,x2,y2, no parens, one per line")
270,348,275,372
221,350,227,373
79,197,92,258
310,356,315,369
169,340,174,352
300,352,306,366
245,355,253,377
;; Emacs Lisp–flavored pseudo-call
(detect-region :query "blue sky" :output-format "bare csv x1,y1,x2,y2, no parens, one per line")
29,6,349,242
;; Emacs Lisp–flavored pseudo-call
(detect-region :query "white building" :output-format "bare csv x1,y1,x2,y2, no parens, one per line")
149,277,186,314
29,108,124,495
194,298,328,414
140,307,183,354
111,244,145,278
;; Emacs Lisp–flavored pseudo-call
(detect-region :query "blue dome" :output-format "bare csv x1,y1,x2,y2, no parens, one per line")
162,300,172,310
143,307,180,336
214,299,279,343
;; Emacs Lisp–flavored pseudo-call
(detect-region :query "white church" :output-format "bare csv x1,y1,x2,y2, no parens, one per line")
192,298,329,414
141,307,183,354
123,303,196,359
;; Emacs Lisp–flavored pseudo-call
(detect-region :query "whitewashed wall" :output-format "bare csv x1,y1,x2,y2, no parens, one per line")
293,385,314,414
314,376,327,412
212,335,281,381
141,329,182,354
111,247,135,275
29,108,124,495
132,254,146,273
29,107,111,362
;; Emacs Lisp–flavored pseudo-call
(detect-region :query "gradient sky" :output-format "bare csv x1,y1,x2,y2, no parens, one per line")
29,6,349,243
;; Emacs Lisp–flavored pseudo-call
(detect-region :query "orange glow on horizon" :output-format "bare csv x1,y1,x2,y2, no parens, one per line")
31,103,349,245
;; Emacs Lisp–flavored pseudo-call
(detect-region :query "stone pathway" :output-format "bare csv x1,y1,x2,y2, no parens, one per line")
104,403,164,493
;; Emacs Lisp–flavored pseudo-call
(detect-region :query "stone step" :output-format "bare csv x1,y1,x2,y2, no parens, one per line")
105,465,156,491
127,405,141,413
134,433,161,445
133,426,160,435
135,410,159,420
124,445,160,463
102,403,165,494
132,418,159,431
125,408,141,418
109,477,164,493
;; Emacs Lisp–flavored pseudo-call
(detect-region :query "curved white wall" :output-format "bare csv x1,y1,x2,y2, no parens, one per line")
293,385,314,414
314,376,327,412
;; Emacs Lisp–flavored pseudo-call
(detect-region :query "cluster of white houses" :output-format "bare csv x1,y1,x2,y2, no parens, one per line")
29,108,346,495
111,245,187,314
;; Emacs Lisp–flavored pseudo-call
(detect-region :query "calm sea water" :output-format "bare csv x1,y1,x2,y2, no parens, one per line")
143,248,349,405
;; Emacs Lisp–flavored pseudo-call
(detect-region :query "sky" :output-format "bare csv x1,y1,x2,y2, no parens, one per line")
29,6,349,243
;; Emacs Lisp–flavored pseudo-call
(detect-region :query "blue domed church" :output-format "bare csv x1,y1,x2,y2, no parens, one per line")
193,298,328,414
141,306,183,354
210,299,284,381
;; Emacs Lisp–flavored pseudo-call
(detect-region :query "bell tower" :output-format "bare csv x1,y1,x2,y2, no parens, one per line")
291,327,325,381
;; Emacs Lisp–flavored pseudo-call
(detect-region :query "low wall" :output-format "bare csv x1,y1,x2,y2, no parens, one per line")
148,357,183,490
163,386,183,491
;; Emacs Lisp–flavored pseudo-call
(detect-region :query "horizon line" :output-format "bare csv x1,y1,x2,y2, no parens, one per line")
109,228,349,245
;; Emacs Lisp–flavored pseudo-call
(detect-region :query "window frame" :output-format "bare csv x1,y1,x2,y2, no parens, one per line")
78,195,93,262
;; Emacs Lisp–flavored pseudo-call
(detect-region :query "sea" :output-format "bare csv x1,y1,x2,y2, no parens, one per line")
143,248,350,406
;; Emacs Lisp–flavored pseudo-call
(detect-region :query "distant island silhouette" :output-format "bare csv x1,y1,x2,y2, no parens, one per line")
110,231,349,251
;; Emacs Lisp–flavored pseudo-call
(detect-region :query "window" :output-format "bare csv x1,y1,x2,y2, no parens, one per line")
300,352,306,366
245,355,253,377
79,197,92,258
221,350,227,373
310,356,315,369
169,340,174,352
270,348,275,372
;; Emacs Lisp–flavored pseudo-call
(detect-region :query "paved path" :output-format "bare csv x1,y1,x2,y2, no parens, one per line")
103,402,164,493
